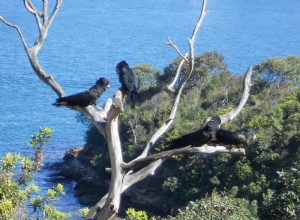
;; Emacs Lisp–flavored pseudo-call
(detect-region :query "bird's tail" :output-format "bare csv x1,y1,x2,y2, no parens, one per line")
164,138,183,151
129,90,139,104
52,97,68,107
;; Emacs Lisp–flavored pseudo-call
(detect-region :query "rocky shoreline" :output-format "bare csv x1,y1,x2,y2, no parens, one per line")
52,146,173,216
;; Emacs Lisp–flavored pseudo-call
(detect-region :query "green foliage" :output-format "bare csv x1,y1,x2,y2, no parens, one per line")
162,177,180,192
82,53,300,218
30,127,53,171
253,55,300,88
259,161,300,219
0,128,71,219
125,208,152,220
162,190,258,220
79,207,91,219
43,204,71,220
30,127,53,147
133,63,161,91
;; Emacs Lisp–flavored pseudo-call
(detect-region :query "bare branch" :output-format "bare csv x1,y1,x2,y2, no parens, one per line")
32,0,62,52
0,17,28,49
86,194,108,220
190,0,207,44
87,160,164,220
167,53,189,92
106,90,124,121
26,50,65,96
23,0,42,30
219,67,253,124
45,0,62,30
43,0,49,23
136,0,207,158
124,145,244,171
122,159,164,190
165,37,189,62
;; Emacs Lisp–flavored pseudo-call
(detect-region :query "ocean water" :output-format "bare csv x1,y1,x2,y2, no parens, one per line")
0,0,300,217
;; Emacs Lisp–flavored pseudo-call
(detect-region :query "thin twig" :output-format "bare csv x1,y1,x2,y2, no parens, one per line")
165,37,189,62
0,16,28,49
167,53,189,92
45,0,63,29
23,0,42,30
219,67,253,124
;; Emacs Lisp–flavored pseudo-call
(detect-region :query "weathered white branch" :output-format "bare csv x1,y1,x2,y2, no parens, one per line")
1,0,64,96
33,0,62,52
43,0,49,23
26,50,65,96
89,2,208,216
23,0,42,30
91,90,124,220
122,159,164,190
219,67,253,124
165,38,189,62
137,0,207,159
167,53,189,92
0,17,28,49
190,0,206,44
124,145,244,171
87,160,164,220
45,0,62,30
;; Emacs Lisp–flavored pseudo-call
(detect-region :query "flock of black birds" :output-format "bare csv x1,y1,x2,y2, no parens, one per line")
53,60,137,107
53,60,255,150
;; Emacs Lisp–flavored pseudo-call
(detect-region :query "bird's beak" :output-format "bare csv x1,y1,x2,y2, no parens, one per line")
106,84,110,89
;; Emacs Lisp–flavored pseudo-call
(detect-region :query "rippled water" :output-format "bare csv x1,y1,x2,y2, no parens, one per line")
0,0,299,217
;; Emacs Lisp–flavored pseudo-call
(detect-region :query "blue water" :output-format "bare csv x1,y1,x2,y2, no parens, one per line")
1,0,300,217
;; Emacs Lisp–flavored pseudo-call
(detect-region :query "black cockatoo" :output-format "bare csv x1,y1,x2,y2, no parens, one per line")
53,77,110,107
165,116,221,150
116,61,139,102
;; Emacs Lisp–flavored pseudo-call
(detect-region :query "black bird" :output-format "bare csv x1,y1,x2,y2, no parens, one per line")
116,61,139,101
215,129,256,147
165,116,221,150
53,77,110,107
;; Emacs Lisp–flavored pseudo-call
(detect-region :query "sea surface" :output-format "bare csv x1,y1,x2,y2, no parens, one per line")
0,0,300,218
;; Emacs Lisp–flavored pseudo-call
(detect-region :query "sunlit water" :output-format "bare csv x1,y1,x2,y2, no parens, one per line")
0,0,299,218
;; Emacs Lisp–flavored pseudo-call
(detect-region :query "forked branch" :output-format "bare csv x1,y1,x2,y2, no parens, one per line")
123,145,245,171
137,0,207,158
219,67,253,124
0,17,28,49
124,65,252,171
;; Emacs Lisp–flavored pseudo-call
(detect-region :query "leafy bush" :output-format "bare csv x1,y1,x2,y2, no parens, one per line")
81,53,300,218
0,128,71,219
162,190,257,220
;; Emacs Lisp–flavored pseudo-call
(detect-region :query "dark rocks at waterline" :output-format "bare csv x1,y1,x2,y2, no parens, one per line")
56,146,179,216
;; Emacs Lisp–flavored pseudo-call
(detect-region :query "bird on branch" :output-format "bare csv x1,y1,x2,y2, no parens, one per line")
53,77,110,107
116,60,139,103
165,116,221,150
165,116,256,150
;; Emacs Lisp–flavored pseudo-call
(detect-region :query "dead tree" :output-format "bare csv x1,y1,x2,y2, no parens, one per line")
1,0,253,219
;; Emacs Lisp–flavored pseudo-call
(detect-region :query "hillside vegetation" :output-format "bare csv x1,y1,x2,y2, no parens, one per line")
69,52,300,219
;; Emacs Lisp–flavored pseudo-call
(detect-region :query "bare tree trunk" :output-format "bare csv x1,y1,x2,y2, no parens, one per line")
1,0,254,219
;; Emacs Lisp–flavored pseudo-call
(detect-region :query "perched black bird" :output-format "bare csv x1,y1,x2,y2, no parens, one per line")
53,77,110,107
116,61,139,101
165,116,221,150
215,129,256,147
